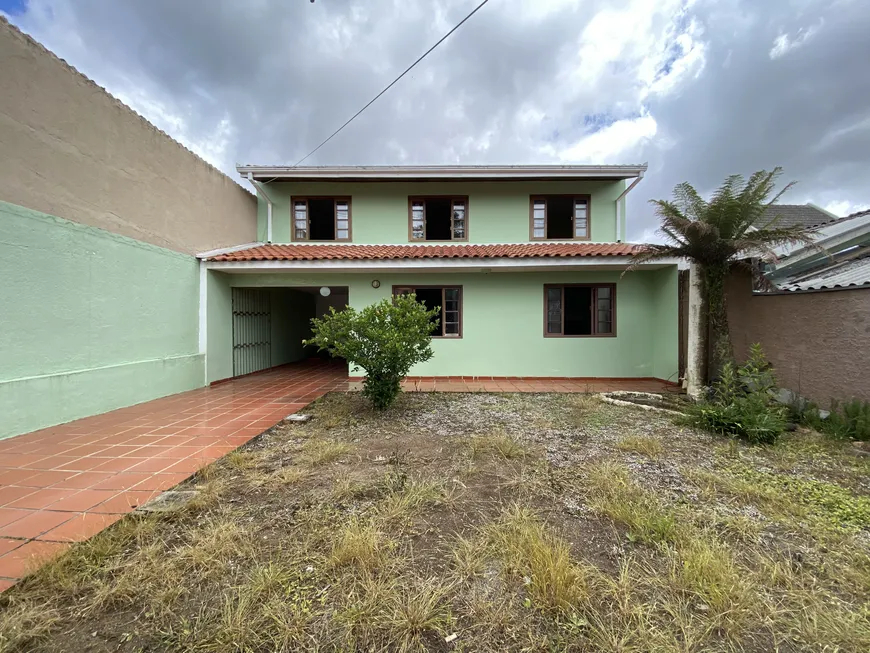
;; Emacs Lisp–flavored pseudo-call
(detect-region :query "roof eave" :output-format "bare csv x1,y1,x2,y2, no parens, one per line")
235,164,648,182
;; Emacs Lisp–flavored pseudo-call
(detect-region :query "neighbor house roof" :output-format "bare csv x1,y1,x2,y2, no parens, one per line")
236,164,647,182
779,250,870,292
204,243,639,262
760,204,839,229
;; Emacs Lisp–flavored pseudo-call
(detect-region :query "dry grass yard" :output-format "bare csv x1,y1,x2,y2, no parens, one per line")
1,392,869,652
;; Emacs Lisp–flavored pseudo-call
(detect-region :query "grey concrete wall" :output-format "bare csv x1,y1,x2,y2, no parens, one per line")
727,268,870,406
0,17,256,254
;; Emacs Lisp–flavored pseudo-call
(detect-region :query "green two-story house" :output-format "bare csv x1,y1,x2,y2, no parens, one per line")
199,165,679,384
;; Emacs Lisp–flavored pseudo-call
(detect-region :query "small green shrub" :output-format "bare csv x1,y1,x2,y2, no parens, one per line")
305,294,439,409
803,399,870,441
688,344,786,445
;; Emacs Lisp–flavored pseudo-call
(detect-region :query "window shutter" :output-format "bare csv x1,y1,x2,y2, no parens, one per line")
574,199,588,238
546,287,563,334
410,201,425,240
335,200,350,240
293,200,308,240
451,201,466,240
443,288,461,335
595,287,612,334
532,199,546,238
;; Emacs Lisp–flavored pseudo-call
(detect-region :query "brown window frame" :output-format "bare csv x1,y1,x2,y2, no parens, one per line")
529,194,592,241
290,196,352,242
407,196,469,242
393,285,463,338
543,283,616,338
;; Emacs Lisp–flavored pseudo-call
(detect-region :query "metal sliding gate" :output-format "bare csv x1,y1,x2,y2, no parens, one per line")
232,288,272,377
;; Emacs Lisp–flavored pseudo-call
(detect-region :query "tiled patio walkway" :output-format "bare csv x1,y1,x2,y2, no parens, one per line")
0,359,349,590
0,363,676,591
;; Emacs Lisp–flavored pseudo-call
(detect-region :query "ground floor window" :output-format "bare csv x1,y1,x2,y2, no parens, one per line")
544,284,615,336
393,286,462,338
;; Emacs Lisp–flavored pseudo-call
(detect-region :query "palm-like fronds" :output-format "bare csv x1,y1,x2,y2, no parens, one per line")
630,167,816,381
632,167,813,269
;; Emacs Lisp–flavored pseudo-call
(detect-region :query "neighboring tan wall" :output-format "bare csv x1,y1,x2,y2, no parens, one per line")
0,201,204,439
208,268,679,380
255,180,627,244
727,268,870,405
0,17,256,254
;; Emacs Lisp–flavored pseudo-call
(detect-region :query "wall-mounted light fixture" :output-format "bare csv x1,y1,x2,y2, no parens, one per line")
371,280,381,288
319,287,331,297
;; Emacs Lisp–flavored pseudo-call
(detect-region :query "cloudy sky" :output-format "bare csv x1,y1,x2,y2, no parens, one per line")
3,0,868,240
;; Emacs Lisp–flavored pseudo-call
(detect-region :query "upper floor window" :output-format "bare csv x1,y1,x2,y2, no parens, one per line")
530,195,590,240
409,197,468,241
292,197,351,241
544,284,614,337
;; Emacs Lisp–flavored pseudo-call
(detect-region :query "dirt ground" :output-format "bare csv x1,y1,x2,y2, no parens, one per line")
1,391,869,652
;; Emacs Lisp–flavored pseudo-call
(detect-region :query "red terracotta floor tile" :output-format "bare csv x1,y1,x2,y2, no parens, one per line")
47,490,117,512
90,457,141,473
8,488,78,510
89,472,156,491
130,473,191,492
0,508,32,529
38,513,123,543
125,458,174,474
53,472,116,490
0,578,17,592
0,510,75,539
0,486,38,507
0,540,69,578
0,469,39,486
91,491,159,514
0,538,24,557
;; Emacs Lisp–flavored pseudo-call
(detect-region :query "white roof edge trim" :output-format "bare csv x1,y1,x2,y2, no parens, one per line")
235,164,648,180
204,256,680,271
196,242,266,259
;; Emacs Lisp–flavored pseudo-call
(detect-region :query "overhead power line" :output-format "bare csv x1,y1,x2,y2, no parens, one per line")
294,0,492,166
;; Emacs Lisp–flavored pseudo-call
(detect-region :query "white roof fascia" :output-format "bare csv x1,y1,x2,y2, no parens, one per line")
235,164,648,181
203,256,679,273
196,242,266,259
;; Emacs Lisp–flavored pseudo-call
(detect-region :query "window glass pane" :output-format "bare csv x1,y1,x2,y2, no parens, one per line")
443,288,460,335
452,202,466,239
411,201,425,240
294,201,307,239
546,287,562,334
596,287,613,334
574,200,588,238
337,229,349,239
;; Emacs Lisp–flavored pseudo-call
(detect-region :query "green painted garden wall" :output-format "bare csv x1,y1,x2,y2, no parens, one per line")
210,267,678,380
255,180,627,244
0,200,204,439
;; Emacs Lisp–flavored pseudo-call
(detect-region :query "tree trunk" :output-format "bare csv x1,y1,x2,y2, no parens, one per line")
685,263,708,398
703,262,734,382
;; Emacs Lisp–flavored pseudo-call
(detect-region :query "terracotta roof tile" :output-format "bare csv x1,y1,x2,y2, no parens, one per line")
207,243,639,262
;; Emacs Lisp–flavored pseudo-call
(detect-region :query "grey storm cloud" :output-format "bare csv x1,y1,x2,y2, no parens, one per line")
5,0,869,241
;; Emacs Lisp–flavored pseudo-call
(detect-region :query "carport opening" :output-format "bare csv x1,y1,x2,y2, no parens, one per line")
231,286,350,377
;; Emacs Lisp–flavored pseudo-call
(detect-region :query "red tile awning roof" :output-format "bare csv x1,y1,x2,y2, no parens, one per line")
207,243,639,262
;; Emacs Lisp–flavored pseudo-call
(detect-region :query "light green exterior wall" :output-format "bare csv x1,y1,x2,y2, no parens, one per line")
207,268,678,381
0,200,204,439
256,180,628,244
